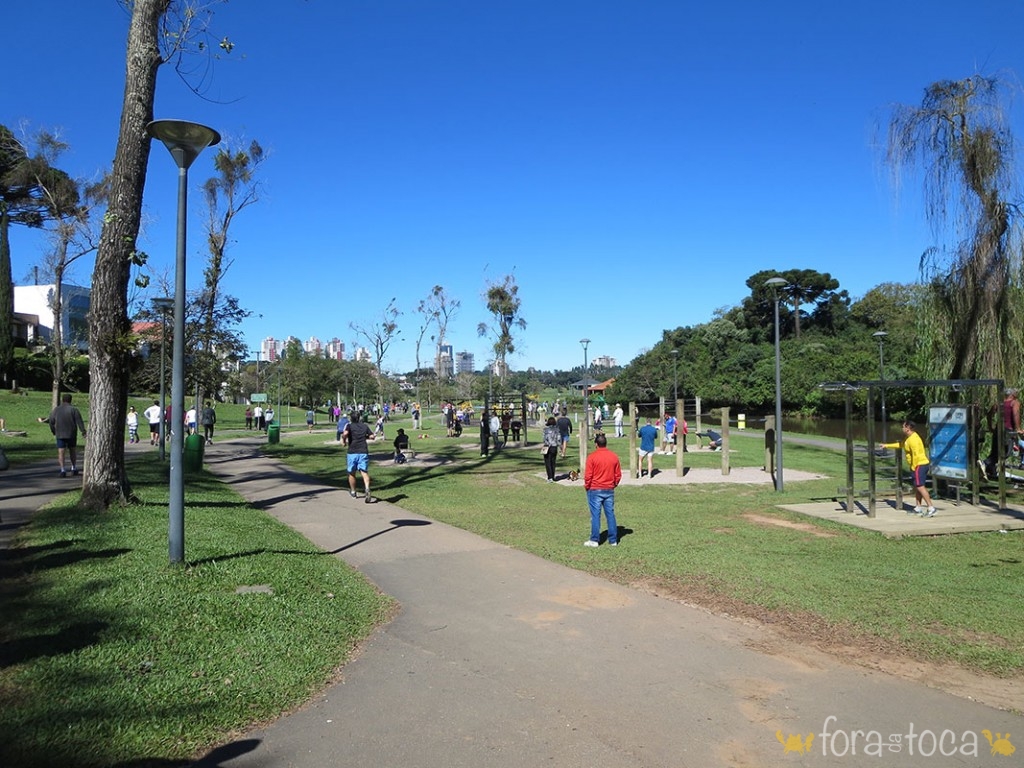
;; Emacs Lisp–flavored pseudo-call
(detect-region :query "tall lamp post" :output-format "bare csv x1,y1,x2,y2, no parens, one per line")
873,331,888,447
670,348,679,403
147,119,221,565
153,297,174,462
580,338,591,425
765,277,788,492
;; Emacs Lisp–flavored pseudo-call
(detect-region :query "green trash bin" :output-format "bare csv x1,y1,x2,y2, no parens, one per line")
268,423,280,444
184,433,205,471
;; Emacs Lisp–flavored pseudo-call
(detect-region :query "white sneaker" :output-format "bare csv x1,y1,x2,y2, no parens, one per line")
924,507,937,518
583,540,599,548
911,506,922,515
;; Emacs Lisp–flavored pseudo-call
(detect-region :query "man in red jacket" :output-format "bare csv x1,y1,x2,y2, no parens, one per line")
583,432,622,547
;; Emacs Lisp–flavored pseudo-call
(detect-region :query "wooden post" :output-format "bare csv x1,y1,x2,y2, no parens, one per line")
579,409,589,472
720,407,730,475
629,401,638,478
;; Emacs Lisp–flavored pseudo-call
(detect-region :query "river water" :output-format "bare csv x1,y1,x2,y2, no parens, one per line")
697,413,900,444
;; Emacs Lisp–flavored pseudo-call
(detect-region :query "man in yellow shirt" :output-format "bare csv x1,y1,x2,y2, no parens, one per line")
879,420,936,517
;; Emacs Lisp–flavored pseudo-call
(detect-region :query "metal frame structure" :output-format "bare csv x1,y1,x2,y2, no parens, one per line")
820,378,1005,517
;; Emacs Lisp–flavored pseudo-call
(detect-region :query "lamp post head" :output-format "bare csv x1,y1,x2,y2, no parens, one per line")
872,331,888,341
152,297,174,313
146,119,221,170
764,276,788,295
579,338,590,350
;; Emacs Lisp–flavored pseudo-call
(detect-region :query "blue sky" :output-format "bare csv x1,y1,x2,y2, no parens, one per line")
6,0,1024,373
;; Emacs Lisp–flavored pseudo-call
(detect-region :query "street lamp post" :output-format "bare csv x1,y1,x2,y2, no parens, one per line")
153,297,174,462
580,338,591,425
670,348,679,403
765,277,788,492
147,119,221,565
873,331,888,447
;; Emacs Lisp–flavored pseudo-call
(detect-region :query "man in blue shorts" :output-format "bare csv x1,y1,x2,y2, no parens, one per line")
556,413,573,458
342,412,376,503
638,417,658,478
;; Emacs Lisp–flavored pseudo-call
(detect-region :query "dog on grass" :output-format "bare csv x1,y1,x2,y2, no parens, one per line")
567,469,579,482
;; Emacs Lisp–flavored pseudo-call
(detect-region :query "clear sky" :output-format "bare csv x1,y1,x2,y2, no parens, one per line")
6,1,1024,373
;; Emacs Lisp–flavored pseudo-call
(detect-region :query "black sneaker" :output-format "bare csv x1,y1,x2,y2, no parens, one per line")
59,470,67,478
72,469,79,476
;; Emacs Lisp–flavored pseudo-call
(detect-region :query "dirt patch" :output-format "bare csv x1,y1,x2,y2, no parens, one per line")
742,513,837,538
630,575,1024,713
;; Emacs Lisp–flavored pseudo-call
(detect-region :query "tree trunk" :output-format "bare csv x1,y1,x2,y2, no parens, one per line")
81,0,168,510
0,205,13,385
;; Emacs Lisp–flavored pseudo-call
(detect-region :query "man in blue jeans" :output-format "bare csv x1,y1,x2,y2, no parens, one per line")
584,432,622,547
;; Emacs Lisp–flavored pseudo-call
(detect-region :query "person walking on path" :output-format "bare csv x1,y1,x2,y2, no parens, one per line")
342,412,376,503
126,405,139,444
201,401,217,445
638,417,658,478
541,416,560,482
879,420,937,517
556,412,573,458
479,409,491,457
144,400,162,445
584,432,622,547
40,393,87,477
306,407,316,432
1002,387,1020,467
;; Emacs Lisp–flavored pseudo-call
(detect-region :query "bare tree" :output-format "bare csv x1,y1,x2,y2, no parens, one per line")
194,138,264,400
886,75,1024,382
350,299,401,407
477,273,526,385
415,285,460,379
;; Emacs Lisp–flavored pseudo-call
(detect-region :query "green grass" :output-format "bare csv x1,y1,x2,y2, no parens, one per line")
0,389,316,467
0,456,392,768
271,416,1024,679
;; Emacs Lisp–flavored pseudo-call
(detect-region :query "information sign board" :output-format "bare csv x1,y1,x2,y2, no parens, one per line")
928,405,969,480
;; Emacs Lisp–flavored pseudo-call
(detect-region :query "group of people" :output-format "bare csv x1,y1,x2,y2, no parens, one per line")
140,400,219,445
243,405,275,431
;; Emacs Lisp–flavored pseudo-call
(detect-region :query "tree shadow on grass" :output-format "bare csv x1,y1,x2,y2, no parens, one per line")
0,619,108,668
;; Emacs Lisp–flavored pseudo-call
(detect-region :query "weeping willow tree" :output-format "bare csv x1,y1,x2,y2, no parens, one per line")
886,75,1024,385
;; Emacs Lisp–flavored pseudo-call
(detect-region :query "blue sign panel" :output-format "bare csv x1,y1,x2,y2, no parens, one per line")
928,406,969,480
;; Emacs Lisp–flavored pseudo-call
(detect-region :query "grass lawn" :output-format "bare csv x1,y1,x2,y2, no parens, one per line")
271,414,1024,680
0,454,392,768
4,402,1022,765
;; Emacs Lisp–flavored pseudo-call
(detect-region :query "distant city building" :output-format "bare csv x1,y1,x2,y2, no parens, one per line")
303,336,322,355
13,284,91,350
592,355,617,368
324,337,346,360
435,343,454,378
354,346,371,363
456,351,475,374
260,337,283,362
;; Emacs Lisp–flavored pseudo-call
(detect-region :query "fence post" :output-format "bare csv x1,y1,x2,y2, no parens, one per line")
720,406,730,475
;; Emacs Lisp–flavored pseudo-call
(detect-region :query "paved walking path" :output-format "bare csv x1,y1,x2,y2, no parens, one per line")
4,437,1022,766
193,437,1021,767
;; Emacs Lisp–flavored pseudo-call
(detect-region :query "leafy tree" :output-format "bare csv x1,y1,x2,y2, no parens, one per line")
0,125,79,383
886,75,1024,382
477,273,526,384
84,0,233,508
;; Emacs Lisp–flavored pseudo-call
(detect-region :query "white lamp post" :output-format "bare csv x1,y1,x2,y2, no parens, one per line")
765,277,788,492
147,119,221,564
